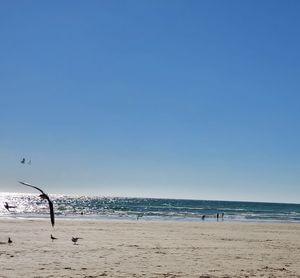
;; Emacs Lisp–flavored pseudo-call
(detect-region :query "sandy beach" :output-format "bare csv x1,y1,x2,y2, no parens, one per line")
1,219,300,278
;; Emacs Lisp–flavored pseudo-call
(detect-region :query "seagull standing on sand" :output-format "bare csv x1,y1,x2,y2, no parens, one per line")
8,237,12,244
4,202,17,211
72,237,82,245
18,181,55,227
51,234,57,242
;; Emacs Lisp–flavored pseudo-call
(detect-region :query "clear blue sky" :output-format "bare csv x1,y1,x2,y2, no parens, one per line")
1,1,300,203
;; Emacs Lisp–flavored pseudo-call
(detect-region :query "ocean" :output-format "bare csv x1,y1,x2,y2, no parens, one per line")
1,192,300,223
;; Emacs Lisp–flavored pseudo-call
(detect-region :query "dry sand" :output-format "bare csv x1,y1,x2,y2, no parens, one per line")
1,219,300,277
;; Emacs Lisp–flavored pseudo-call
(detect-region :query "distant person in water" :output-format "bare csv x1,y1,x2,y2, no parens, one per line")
202,215,205,220
221,212,224,221
216,213,219,221
136,213,143,220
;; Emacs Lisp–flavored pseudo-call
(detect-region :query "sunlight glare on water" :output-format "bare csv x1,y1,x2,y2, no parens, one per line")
1,192,300,223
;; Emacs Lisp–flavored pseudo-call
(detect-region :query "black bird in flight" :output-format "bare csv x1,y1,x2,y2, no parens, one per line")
4,202,16,211
18,181,55,227
20,158,31,165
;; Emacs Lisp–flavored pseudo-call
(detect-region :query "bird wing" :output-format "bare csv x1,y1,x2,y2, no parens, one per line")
19,181,55,227
47,197,55,227
18,181,45,194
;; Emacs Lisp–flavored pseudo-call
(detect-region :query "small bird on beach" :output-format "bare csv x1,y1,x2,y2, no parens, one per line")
19,181,55,227
72,237,82,245
4,202,17,211
8,237,12,244
51,234,57,242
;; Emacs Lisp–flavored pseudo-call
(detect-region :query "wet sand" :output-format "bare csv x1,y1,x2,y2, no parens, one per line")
1,219,300,277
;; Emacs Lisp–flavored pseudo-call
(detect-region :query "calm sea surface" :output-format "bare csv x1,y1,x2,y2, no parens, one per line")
1,192,300,223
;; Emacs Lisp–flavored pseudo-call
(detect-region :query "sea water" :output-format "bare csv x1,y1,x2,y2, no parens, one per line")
1,192,300,223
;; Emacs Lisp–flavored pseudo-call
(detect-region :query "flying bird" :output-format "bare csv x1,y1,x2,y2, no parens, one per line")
20,158,26,164
72,237,82,245
51,234,57,242
18,181,55,227
4,202,16,211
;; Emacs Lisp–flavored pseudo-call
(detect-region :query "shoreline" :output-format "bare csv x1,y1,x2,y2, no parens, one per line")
2,214,300,225
1,218,300,277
